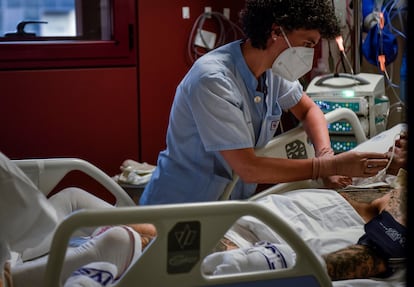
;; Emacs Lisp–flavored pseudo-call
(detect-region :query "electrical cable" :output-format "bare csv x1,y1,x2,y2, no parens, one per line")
187,11,244,64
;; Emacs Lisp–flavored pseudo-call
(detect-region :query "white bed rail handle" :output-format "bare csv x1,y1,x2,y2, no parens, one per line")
323,108,367,144
13,158,135,207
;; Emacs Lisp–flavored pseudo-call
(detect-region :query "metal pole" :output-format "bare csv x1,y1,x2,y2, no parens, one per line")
353,0,361,74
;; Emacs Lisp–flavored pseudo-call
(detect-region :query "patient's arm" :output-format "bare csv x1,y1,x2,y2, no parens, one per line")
372,186,406,226
322,192,390,280
325,178,407,281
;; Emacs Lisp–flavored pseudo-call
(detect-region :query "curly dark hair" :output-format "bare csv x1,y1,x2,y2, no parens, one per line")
240,0,341,49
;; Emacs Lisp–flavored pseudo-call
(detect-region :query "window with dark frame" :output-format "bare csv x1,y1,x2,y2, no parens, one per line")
0,0,136,69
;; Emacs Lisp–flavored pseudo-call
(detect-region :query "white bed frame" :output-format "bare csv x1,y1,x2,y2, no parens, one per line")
12,157,135,207
4,156,332,286
44,201,333,287
34,108,362,286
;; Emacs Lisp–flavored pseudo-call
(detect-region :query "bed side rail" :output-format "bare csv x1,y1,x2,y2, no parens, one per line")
44,201,332,287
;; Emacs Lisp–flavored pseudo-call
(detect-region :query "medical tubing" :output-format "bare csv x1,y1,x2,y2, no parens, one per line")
383,132,399,172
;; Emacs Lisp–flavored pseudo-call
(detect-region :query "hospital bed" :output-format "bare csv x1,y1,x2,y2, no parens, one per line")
44,201,333,287
4,108,407,287
1,153,137,287
44,112,406,287
2,154,331,287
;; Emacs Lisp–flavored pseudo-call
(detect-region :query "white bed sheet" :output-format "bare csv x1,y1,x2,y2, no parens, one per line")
223,189,405,287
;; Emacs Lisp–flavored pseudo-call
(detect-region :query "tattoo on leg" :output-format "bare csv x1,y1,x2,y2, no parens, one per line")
323,244,387,280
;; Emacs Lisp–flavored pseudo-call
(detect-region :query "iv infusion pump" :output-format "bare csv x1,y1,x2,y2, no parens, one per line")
306,73,389,153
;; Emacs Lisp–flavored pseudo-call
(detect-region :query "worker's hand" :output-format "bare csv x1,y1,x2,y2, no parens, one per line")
321,175,352,189
314,147,352,188
317,151,389,178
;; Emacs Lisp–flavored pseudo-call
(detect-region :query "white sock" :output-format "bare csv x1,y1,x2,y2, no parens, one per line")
12,226,142,287
202,241,295,275
64,262,117,287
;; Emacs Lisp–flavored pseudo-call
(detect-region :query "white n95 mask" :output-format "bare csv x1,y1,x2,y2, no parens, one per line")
271,29,314,82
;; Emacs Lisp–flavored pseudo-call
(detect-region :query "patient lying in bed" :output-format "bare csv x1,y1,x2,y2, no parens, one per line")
0,151,156,287
1,127,407,286
9,180,405,286
203,169,406,282
203,132,407,282
5,187,157,287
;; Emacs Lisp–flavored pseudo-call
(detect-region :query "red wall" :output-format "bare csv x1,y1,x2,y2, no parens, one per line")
138,1,245,164
0,68,139,200
0,67,139,164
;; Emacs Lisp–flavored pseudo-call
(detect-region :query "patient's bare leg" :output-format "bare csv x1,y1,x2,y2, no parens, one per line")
371,187,406,226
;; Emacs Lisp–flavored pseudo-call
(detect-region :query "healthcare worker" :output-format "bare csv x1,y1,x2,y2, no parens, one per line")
140,0,389,205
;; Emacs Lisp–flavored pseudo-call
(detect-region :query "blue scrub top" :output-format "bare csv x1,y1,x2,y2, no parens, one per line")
140,40,303,205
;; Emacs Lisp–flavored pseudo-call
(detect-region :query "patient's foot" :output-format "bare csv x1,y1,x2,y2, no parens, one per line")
11,226,142,287
203,241,295,275
89,226,142,277
212,238,240,253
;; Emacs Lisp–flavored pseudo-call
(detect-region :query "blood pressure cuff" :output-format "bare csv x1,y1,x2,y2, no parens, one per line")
358,211,406,260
